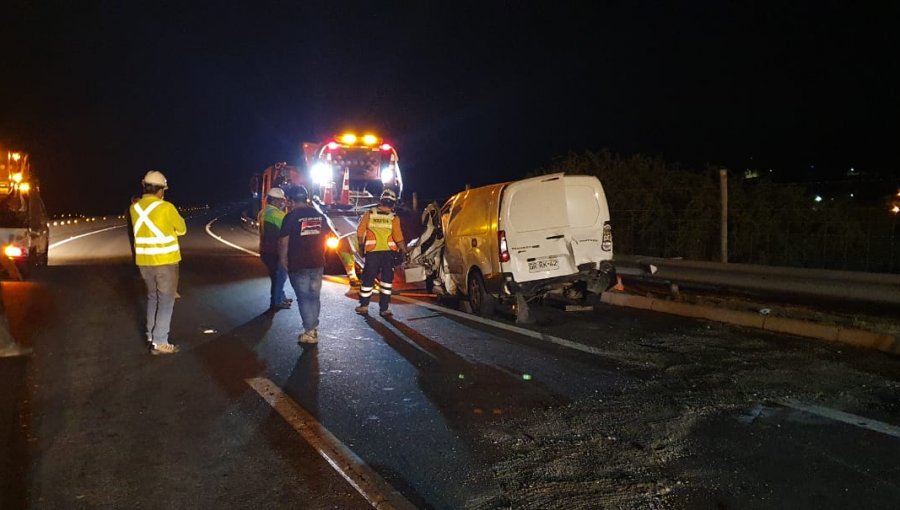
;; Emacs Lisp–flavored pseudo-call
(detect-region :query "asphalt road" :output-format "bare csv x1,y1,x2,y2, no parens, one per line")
1,208,898,509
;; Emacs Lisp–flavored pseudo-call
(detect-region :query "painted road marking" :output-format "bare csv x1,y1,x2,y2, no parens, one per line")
323,274,612,358
780,399,900,439
205,216,259,256
392,294,611,358
245,377,416,510
48,224,125,250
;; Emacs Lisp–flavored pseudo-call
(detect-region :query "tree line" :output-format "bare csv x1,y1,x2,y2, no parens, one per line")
539,150,899,274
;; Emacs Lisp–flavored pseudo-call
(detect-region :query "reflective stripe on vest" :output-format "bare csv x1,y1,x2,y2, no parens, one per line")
364,210,397,252
132,199,181,264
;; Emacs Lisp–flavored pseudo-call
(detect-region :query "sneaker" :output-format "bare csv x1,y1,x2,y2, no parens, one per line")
379,309,393,318
355,305,368,315
298,329,318,344
270,301,291,310
150,343,179,355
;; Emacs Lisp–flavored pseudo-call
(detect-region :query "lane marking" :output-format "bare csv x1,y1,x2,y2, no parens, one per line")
780,399,900,439
205,216,259,256
392,294,611,357
48,224,125,250
245,377,416,510
324,274,610,358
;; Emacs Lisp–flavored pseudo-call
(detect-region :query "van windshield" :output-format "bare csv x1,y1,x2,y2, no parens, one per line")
0,192,28,228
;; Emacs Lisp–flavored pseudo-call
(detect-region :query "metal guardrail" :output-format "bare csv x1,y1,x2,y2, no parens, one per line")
614,255,900,307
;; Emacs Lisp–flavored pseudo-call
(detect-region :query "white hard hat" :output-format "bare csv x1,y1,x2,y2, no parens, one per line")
267,187,286,200
380,188,397,202
143,170,168,189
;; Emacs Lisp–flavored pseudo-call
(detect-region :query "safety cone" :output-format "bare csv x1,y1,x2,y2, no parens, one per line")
339,167,350,205
612,276,625,292
323,182,334,205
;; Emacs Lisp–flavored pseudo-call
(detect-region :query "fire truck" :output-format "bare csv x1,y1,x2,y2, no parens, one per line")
249,133,403,283
1,150,49,279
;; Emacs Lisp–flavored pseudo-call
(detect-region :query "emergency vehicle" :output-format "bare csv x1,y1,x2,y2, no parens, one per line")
248,133,403,283
1,150,49,279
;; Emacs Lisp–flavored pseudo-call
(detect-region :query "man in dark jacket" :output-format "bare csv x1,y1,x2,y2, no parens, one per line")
278,186,326,345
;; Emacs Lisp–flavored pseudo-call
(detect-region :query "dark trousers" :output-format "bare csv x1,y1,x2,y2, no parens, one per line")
359,251,395,311
261,252,287,306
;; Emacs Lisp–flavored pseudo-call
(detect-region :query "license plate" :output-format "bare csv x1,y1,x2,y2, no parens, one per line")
528,256,559,273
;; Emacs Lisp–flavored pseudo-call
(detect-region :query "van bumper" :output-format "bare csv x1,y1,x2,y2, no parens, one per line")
504,261,616,297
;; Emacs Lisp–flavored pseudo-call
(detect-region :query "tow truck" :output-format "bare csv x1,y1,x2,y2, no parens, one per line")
249,133,404,283
1,150,49,280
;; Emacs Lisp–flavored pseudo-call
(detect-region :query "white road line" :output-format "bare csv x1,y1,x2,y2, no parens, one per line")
780,399,900,439
245,377,417,510
392,294,611,358
204,216,259,256
48,224,125,250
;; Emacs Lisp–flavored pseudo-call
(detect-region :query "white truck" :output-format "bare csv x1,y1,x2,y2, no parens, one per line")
408,173,615,321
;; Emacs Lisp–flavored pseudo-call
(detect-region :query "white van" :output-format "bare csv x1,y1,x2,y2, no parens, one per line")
423,173,614,318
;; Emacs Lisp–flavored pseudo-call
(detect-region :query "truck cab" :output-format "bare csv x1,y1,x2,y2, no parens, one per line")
1,152,49,279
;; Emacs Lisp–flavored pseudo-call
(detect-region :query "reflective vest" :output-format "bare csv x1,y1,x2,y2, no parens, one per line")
130,196,186,266
258,204,285,254
364,210,398,252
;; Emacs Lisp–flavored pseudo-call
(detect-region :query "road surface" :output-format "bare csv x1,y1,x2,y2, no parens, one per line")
1,207,898,509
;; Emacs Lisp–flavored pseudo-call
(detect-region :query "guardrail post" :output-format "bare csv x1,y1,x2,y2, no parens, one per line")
720,168,728,263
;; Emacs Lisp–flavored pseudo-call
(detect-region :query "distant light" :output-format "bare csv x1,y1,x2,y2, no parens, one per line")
361,134,378,146
11,152,21,162
814,195,823,203
849,193,854,198
380,143,393,151
11,172,22,183
18,182,30,192
850,167,855,172
325,236,340,249
203,328,217,334
522,374,532,381
340,133,357,145
380,168,394,183
326,142,339,150
893,205,900,214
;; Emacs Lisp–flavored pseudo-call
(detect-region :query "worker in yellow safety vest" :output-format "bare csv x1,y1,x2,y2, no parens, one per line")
355,188,406,317
130,170,186,355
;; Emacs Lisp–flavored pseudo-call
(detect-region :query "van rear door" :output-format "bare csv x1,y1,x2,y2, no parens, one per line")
499,173,576,282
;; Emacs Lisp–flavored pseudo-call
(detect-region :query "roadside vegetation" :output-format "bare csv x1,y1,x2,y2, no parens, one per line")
540,150,899,273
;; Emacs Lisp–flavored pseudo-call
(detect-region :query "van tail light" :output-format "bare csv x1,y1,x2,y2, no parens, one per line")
601,222,613,252
3,245,25,258
498,230,510,263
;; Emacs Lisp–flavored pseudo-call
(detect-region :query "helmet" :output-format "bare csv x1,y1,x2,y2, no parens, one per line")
380,188,397,203
142,170,168,189
288,185,309,202
267,187,285,200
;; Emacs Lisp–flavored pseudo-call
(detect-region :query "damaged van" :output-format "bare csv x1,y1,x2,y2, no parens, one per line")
410,173,615,319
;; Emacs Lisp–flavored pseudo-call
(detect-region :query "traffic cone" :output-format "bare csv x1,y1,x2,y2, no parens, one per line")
323,182,334,205
612,276,625,292
339,167,350,205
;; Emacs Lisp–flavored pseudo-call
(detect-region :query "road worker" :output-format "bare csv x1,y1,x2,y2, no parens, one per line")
355,189,406,317
130,170,186,355
258,186,291,311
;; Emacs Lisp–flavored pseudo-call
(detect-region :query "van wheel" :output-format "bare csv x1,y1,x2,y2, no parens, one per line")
467,272,495,316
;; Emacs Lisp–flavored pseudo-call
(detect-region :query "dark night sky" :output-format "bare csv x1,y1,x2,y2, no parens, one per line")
1,1,898,215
